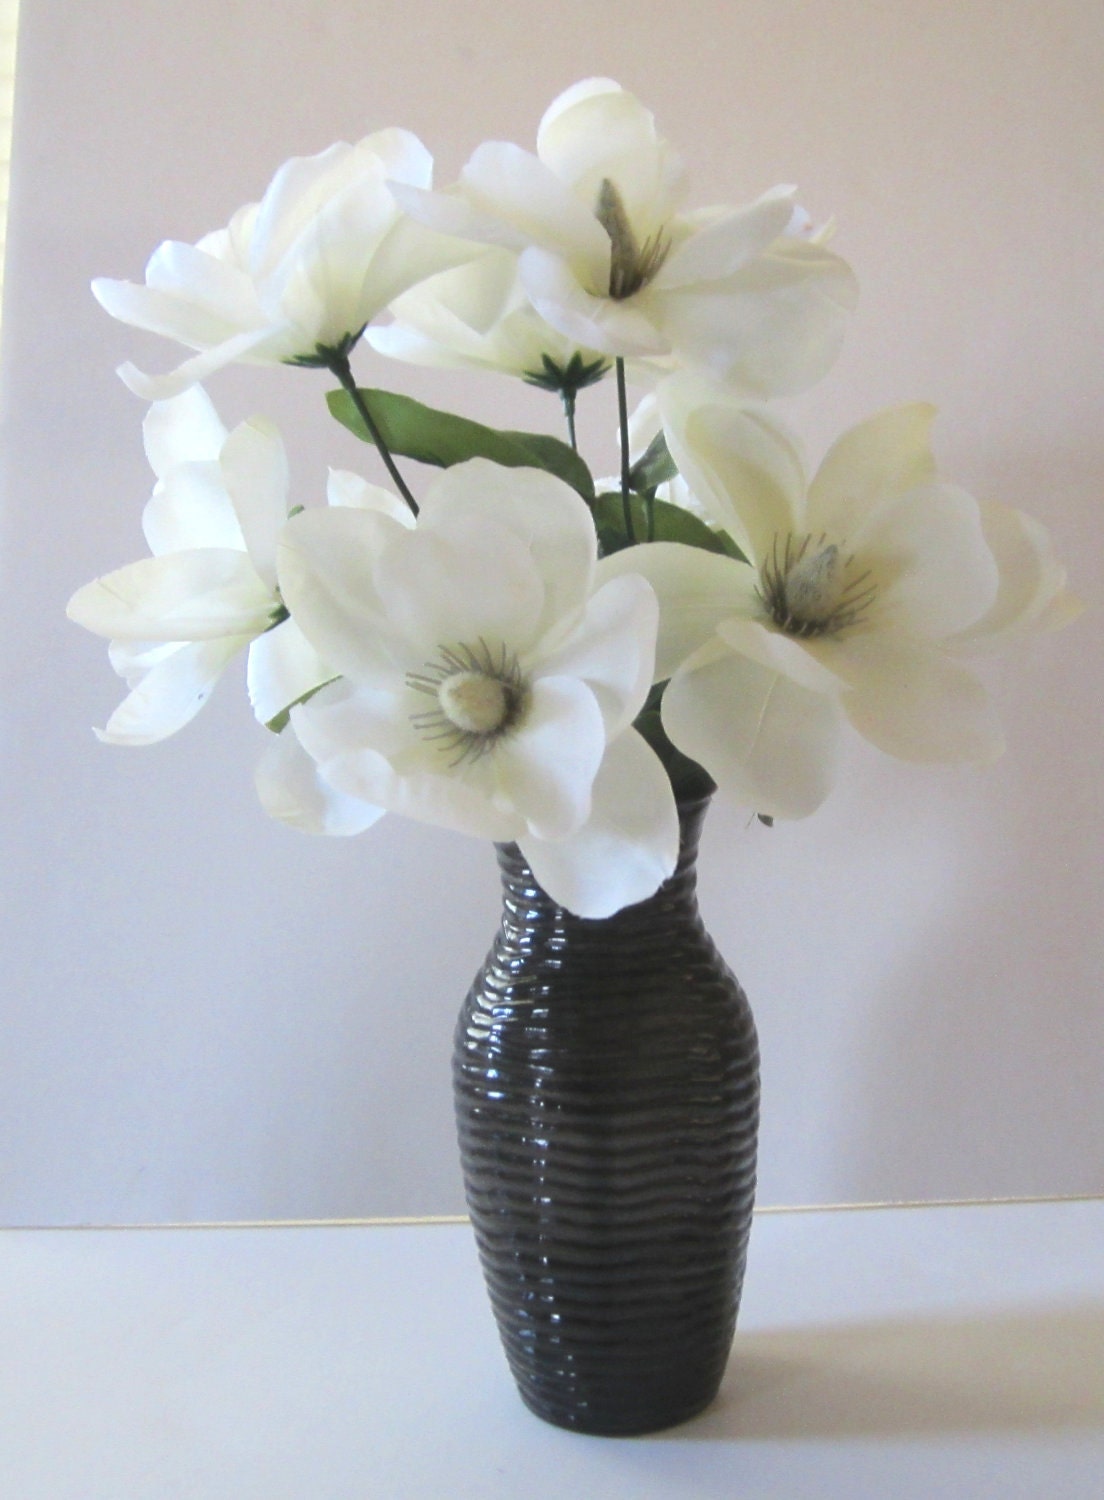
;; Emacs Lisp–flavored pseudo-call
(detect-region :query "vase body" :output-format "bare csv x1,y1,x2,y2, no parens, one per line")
453,797,760,1435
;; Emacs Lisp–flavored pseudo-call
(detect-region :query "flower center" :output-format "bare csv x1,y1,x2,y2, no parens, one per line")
406,641,527,765
438,671,510,735
759,533,877,638
595,178,671,300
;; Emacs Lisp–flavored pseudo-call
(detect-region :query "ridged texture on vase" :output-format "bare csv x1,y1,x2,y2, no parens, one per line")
453,798,759,1435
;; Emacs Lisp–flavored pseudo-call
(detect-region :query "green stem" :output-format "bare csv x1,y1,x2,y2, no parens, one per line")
615,357,635,543
561,389,578,452
325,352,419,517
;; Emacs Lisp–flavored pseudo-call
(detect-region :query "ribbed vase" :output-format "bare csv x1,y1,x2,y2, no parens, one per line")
453,796,760,1435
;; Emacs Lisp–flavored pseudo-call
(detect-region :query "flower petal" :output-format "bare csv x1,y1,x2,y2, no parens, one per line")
366,126,437,190
386,180,523,249
597,542,759,680
255,727,385,836
416,460,598,649
143,238,259,324
654,190,795,288
141,461,244,556
412,247,528,337
491,675,607,840
658,374,806,562
95,635,247,745
535,572,658,737
461,141,610,278
714,616,843,695
294,732,521,846
290,680,520,841
357,213,480,324
519,246,670,356
326,468,415,524
246,617,335,725
537,77,623,131
662,635,843,818
856,481,999,639
371,521,545,661
535,80,687,241
807,404,938,538
267,181,404,340
92,252,259,349
277,507,409,678
107,638,180,682
829,632,1005,764
142,386,227,479
67,550,275,641
655,240,857,397
518,728,680,918
291,674,412,760
368,249,604,381
248,138,400,280
949,498,1082,651
219,416,290,591
117,325,290,402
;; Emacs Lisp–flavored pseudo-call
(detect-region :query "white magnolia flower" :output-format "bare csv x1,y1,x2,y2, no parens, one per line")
368,247,610,389
66,387,402,744
602,378,1059,818
392,78,857,397
268,457,680,917
93,131,472,401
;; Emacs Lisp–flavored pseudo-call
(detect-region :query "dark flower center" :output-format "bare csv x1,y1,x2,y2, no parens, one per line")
595,178,671,300
759,533,877,638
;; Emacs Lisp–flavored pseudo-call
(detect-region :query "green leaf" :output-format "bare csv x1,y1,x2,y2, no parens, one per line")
591,492,746,561
264,707,293,734
327,387,595,500
500,431,595,496
263,678,335,734
627,429,678,492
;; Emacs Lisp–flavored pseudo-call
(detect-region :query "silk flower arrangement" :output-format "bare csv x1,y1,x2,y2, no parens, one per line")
66,77,1079,1435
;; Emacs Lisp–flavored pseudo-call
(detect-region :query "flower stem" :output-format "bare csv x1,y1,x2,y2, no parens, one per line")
561,389,578,452
325,351,419,517
615,357,635,543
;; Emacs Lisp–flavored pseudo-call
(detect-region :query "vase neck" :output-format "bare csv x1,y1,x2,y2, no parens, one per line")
495,795,712,929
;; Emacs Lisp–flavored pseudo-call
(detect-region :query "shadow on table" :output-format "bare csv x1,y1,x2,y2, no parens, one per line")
671,1303,1104,1441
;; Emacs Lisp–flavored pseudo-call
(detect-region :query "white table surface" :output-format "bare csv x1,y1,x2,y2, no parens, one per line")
2,1199,1102,1499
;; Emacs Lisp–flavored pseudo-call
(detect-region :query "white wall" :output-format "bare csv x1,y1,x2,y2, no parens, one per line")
1,0,1100,1224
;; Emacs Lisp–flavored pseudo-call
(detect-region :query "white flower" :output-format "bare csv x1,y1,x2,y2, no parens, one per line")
603,378,1052,818
93,132,472,401
368,247,610,389
393,78,857,397
268,458,680,917
66,387,400,744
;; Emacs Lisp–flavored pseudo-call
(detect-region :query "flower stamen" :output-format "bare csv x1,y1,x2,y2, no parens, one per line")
595,178,671,300
407,639,527,765
759,532,878,638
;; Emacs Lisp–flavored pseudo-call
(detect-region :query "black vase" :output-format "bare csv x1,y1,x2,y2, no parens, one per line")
453,796,760,1435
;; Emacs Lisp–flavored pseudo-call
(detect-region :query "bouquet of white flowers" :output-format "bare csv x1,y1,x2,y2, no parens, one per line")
69,78,1078,919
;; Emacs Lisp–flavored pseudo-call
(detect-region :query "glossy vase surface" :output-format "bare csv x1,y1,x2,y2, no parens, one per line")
453,797,760,1435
